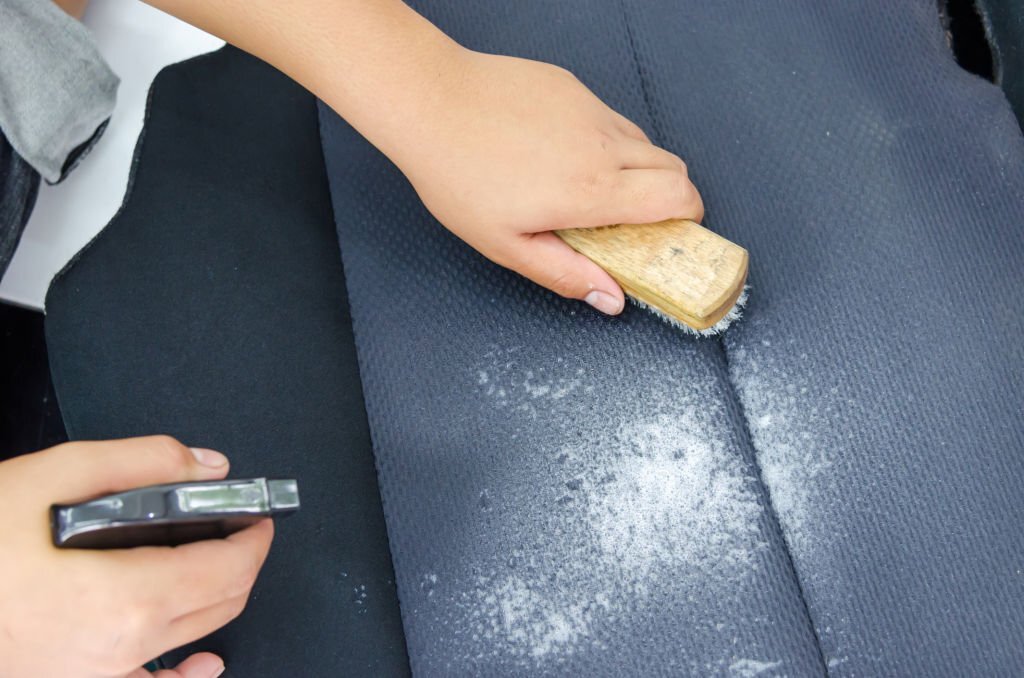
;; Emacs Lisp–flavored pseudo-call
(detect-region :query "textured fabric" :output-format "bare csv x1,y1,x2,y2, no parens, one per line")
319,1,825,674
319,0,1024,675
44,1,1024,675
320,108,823,676
631,2,1024,673
0,0,118,183
45,47,409,677
0,131,39,276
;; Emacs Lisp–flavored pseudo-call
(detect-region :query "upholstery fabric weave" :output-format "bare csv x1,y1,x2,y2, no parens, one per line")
320,0,1024,674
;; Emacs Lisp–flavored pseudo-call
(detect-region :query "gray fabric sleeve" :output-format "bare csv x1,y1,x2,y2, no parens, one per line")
0,0,119,183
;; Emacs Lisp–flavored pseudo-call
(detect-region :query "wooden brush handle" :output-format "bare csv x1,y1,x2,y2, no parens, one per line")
556,219,749,331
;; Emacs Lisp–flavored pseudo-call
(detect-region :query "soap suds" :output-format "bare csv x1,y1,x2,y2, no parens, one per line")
456,574,609,660
827,655,849,669
428,358,770,667
476,347,587,418
580,412,763,576
729,658,783,676
727,337,834,553
727,331,854,663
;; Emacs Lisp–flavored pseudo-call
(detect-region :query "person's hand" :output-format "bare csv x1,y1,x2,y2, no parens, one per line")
0,437,274,678
388,50,704,315
142,1,701,315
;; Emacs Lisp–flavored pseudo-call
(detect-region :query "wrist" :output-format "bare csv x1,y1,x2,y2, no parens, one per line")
146,0,468,163
299,4,470,162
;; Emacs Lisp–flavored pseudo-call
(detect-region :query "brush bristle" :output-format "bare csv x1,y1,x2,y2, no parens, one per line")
630,286,749,337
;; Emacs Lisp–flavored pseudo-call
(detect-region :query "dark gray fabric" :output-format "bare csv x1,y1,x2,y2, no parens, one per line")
632,2,1024,673
320,107,823,676
321,0,1024,675
45,47,409,676
319,2,825,674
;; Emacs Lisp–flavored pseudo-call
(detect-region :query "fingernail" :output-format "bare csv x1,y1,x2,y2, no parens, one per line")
584,290,624,315
190,447,229,468
210,665,225,678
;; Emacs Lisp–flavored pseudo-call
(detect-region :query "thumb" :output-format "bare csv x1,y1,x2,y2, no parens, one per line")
29,436,230,505
509,231,625,315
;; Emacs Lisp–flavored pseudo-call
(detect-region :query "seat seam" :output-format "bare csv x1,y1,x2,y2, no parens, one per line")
718,339,830,676
616,2,830,673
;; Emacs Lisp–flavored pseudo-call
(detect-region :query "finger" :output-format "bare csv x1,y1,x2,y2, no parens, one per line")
112,519,274,621
507,231,625,315
152,652,225,678
600,169,704,226
29,436,230,505
616,139,687,171
161,594,250,656
610,111,651,142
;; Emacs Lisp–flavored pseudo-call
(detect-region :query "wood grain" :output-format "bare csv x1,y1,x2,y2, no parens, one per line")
556,219,749,331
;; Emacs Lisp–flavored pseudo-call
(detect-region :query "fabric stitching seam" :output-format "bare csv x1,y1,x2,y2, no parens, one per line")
616,1,830,673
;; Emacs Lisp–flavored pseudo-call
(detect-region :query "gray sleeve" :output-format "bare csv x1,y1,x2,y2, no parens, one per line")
0,0,119,183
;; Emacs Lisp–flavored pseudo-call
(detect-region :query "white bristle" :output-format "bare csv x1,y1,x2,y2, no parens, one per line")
630,286,749,337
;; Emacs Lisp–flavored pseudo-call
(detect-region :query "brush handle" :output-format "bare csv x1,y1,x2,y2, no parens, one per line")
556,219,748,331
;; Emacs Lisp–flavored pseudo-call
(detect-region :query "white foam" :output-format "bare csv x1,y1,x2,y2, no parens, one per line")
582,412,763,576
435,360,769,665
727,339,833,553
458,574,606,660
729,658,783,676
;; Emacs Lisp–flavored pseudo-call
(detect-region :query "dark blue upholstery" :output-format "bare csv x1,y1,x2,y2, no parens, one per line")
320,1,1024,674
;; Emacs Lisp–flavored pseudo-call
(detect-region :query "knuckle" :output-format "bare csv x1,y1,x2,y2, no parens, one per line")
546,271,580,299
626,179,653,205
574,169,613,199
226,554,262,598
242,552,263,584
681,186,705,220
146,434,191,468
121,598,154,636
99,606,150,673
226,594,249,622
626,122,649,141
488,242,517,270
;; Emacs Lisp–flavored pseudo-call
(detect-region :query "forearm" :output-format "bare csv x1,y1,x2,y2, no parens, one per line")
143,0,703,313
144,0,464,161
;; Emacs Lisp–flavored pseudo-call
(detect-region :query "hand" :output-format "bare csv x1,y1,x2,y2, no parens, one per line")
141,1,701,315
0,437,274,678
390,50,704,315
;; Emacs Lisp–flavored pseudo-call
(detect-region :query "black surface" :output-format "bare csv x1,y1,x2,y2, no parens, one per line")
976,0,1024,128
944,0,996,81
45,47,409,676
0,302,66,461
319,0,1024,674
